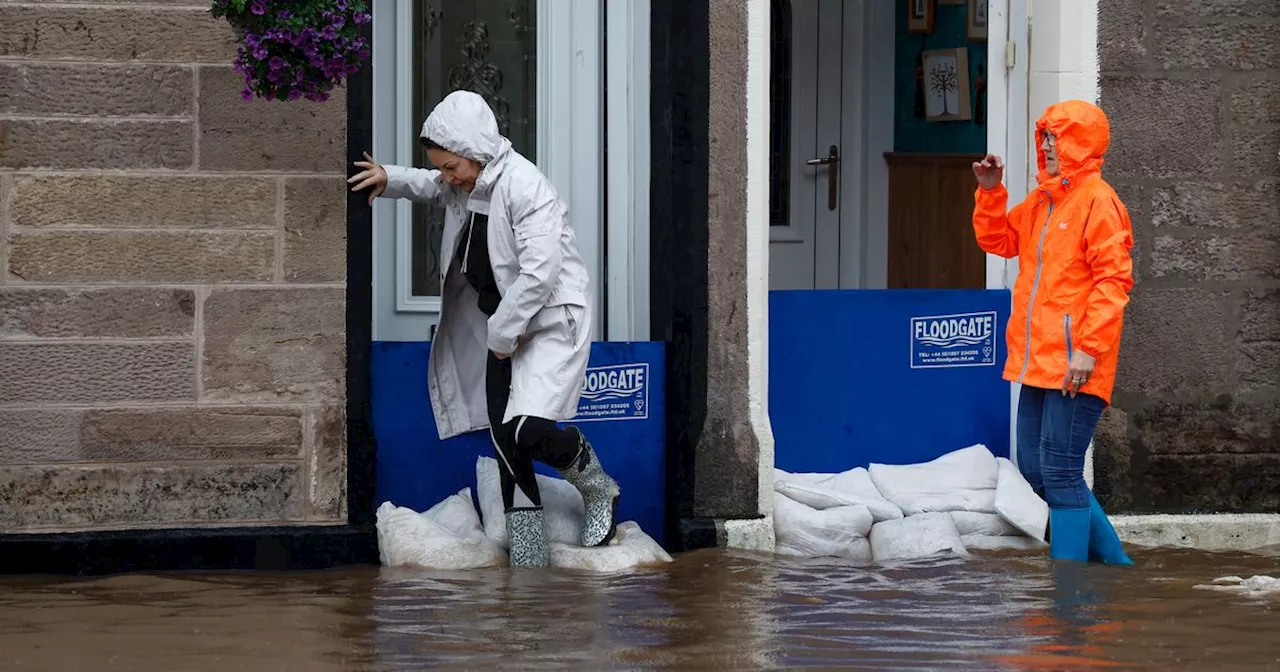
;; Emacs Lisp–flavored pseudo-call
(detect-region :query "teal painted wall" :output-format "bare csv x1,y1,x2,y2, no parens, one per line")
894,0,988,153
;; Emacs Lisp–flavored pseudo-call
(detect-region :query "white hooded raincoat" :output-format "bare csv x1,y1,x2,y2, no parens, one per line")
381,91,593,440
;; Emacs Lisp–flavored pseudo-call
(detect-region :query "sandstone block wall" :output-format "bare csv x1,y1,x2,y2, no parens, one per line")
0,0,349,532
1096,0,1279,511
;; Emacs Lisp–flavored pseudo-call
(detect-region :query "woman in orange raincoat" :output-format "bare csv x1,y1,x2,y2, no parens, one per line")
972,100,1134,565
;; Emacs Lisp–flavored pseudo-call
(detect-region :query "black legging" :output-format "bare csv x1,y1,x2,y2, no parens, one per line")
485,351,584,510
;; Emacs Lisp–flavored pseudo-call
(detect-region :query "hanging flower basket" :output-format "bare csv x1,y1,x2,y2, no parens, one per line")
210,0,371,102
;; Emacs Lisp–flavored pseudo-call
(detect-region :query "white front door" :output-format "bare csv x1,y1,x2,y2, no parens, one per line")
768,0,893,292
370,0,605,343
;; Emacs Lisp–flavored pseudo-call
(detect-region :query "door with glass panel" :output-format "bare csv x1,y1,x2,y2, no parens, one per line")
370,0,602,343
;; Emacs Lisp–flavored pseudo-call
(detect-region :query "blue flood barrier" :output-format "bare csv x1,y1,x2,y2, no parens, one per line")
372,340,667,547
769,289,1012,474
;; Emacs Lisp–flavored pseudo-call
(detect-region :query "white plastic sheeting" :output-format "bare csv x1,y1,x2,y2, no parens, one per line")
774,444,1049,562
377,457,672,572
1195,576,1280,598
375,490,507,570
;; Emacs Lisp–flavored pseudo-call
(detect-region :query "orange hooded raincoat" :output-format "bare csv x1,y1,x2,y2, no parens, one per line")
972,100,1134,405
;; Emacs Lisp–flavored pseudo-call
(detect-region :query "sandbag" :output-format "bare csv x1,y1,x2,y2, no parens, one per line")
773,492,874,560
950,511,1021,537
994,457,1049,542
778,535,873,563
774,478,904,522
961,534,1046,552
376,491,507,569
869,512,970,562
475,456,585,548
549,521,674,572
868,445,1000,516
776,466,882,500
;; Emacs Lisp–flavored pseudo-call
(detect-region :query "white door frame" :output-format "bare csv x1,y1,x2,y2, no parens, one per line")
987,0,1029,462
371,0,629,343
604,0,651,342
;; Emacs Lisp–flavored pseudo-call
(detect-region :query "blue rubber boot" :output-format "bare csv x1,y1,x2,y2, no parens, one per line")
1086,491,1134,566
1048,507,1090,562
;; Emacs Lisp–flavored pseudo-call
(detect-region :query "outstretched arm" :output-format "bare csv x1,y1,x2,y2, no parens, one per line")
382,165,443,204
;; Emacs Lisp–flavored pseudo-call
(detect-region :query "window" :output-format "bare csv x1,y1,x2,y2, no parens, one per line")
407,1,539,299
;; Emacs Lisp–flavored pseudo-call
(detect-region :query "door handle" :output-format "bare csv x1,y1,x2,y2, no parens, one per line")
806,144,839,211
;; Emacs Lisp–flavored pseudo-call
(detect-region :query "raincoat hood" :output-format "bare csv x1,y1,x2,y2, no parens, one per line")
1035,99,1110,189
419,90,514,193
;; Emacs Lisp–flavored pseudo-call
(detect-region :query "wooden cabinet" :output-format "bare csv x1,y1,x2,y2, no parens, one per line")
884,152,988,290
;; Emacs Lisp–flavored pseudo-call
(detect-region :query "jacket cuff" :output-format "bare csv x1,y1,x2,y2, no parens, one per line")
486,327,517,357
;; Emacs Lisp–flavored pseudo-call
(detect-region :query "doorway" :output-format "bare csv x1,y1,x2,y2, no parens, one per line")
767,0,991,292
768,0,893,291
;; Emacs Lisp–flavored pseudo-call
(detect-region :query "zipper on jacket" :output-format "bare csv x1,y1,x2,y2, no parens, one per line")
1017,197,1054,384
1063,312,1073,387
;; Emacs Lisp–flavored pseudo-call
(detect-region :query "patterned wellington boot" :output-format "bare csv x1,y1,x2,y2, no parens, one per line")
505,507,550,568
558,428,621,547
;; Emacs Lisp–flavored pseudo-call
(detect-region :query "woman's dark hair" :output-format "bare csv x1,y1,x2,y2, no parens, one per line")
421,137,445,151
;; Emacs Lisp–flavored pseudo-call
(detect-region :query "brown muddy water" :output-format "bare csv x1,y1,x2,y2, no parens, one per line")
1,547,1278,671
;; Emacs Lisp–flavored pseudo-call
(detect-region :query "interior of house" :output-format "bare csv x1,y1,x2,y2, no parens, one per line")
767,0,990,292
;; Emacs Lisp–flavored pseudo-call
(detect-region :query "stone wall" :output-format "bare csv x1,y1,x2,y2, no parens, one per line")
0,1,349,532
1095,0,1279,511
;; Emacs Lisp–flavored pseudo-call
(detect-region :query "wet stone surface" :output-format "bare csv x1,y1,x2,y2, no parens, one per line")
1,547,1278,670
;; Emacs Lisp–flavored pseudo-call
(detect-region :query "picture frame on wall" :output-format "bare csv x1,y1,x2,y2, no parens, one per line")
922,48,972,122
967,0,988,41
908,0,935,34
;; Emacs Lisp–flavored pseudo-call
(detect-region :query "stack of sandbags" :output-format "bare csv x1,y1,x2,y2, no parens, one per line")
867,444,1046,555
771,445,1050,562
775,466,905,523
376,458,673,572
474,457,673,571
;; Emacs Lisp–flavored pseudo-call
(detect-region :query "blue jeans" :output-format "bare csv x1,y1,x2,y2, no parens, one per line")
1015,385,1105,510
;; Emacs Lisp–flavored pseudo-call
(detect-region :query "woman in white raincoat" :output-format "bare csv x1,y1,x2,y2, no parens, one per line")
349,90,620,568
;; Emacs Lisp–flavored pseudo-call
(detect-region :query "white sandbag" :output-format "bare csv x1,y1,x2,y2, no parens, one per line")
773,492,874,559
375,493,507,569
475,456,586,548
994,457,1049,542
774,479,904,522
778,535,873,563
776,466,881,499
423,486,486,537
869,512,970,562
869,445,1000,515
891,489,998,517
549,521,674,572
950,511,1022,537
961,534,1046,552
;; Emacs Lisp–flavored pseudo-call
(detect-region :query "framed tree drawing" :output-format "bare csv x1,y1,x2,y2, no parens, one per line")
922,48,972,122
908,0,935,34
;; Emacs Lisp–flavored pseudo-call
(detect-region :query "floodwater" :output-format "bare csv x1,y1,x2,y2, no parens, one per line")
1,547,1278,671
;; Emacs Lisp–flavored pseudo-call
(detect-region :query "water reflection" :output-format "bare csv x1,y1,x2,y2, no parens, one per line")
1,547,1277,671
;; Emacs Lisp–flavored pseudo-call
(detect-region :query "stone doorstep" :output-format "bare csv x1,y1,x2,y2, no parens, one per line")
1111,513,1280,553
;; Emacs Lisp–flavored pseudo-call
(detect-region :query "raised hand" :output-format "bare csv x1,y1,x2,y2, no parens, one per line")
349,151,388,205
972,154,1004,191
